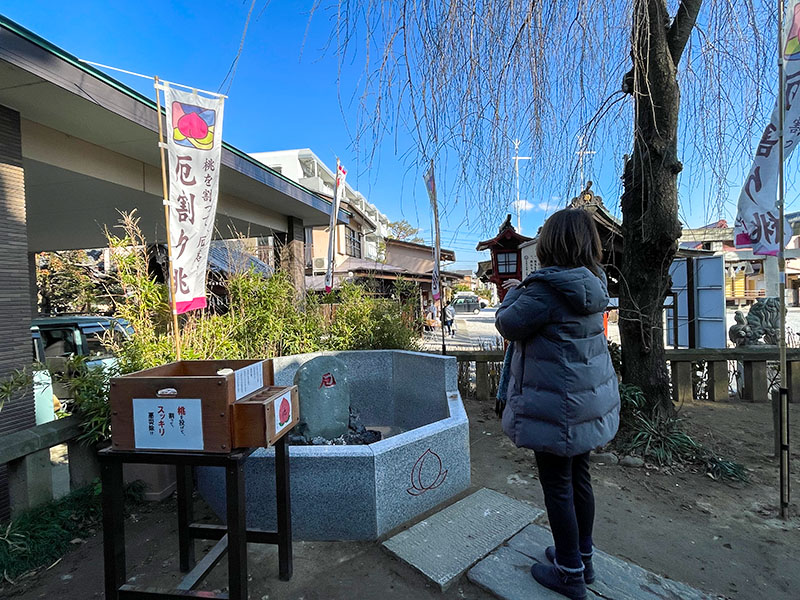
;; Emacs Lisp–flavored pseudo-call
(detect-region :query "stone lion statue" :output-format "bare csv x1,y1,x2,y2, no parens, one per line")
728,297,783,346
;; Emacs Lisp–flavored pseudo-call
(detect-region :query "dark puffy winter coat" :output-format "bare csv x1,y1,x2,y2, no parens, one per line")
495,266,619,456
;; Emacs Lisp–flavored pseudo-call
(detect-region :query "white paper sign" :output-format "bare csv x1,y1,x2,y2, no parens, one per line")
132,397,203,450
274,391,293,436
235,361,264,400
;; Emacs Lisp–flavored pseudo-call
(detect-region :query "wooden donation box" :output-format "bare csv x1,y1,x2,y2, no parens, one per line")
110,359,299,452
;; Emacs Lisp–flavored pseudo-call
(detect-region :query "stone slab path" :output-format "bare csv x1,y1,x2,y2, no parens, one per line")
382,488,543,591
468,523,717,600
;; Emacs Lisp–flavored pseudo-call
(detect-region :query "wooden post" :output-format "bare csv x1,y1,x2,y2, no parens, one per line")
154,76,181,360
743,360,769,403
670,361,693,405
706,361,729,402
476,361,489,402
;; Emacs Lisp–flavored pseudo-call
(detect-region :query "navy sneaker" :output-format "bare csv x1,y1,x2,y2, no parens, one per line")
531,562,587,600
545,545,595,584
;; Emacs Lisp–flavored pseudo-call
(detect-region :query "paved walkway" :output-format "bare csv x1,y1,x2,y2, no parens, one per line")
421,308,503,351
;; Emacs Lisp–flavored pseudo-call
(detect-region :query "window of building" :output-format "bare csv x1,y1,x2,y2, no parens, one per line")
304,227,314,267
497,252,517,274
345,226,362,258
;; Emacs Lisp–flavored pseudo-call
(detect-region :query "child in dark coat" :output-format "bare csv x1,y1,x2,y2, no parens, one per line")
495,208,619,600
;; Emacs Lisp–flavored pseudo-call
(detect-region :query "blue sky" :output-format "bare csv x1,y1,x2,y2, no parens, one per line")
2,1,789,269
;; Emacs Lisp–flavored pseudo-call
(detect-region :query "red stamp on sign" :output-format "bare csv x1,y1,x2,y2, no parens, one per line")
319,373,336,388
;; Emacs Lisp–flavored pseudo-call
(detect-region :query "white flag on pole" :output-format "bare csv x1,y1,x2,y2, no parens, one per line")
423,162,442,302
734,0,800,254
324,160,347,293
163,83,225,313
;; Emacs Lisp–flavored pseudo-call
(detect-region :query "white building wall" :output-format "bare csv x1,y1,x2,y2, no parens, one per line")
250,149,392,263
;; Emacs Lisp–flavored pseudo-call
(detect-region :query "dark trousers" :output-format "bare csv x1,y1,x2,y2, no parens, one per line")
534,451,595,570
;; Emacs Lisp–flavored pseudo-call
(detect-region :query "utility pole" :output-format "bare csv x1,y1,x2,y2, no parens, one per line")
512,139,531,233
576,135,596,188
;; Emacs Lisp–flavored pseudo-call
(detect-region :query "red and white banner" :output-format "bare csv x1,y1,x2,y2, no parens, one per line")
423,162,441,302
162,83,225,313
324,160,347,293
734,0,800,255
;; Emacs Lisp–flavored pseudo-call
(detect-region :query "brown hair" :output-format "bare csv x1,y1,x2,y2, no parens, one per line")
536,208,603,274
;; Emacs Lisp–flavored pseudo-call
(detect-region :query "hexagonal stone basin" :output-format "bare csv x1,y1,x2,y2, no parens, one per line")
195,350,471,540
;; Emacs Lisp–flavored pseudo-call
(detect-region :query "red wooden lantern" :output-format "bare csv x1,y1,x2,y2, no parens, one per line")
476,215,533,302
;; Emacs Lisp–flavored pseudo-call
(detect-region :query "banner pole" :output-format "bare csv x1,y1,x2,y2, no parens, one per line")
155,76,182,361
778,0,790,520
430,159,446,356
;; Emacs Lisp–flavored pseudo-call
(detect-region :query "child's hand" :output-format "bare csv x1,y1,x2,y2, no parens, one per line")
502,278,521,290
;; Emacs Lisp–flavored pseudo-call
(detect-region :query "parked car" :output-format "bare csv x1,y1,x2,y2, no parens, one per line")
31,316,133,423
452,295,483,314
454,291,489,309
32,315,132,367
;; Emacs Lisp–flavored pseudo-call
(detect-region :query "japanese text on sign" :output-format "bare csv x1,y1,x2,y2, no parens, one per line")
133,397,203,450
235,361,264,400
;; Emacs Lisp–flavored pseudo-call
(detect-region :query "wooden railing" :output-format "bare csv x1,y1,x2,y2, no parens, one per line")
446,347,800,404
665,347,800,404
727,289,767,303
446,350,504,402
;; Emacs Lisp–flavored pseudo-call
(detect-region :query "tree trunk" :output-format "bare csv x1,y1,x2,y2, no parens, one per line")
619,0,700,413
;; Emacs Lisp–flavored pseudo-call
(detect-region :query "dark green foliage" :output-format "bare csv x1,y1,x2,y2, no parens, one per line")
106,214,421,379
0,368,35,413
60,356,116,446
614,384,747,482
0,481,142,581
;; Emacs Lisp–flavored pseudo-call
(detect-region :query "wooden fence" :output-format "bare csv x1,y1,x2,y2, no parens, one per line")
446,347,800,404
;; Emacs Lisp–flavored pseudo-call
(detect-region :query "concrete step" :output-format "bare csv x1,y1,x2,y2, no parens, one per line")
468,524,716,600
382,488,543,591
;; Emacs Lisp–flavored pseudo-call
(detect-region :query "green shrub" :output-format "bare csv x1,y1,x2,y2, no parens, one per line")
0,482,143,581
613,383,747,481
60,356,116,446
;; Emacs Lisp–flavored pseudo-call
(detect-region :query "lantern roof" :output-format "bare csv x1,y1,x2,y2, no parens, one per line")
475,214,533,251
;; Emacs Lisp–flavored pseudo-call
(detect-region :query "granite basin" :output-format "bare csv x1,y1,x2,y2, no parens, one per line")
195,350,471,540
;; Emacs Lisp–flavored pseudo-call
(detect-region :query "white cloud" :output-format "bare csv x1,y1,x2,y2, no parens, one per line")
513,199,535,212
537,202,551,211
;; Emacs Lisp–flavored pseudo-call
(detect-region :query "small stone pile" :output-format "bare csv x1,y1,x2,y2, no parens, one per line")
287,407,382,446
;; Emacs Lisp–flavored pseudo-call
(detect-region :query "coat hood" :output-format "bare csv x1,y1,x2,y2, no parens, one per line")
523,266,609,315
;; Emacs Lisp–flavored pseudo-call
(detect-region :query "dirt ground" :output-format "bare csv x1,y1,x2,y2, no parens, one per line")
3,395,799,600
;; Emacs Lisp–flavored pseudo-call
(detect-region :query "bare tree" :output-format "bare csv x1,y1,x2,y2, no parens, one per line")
317,0,775,412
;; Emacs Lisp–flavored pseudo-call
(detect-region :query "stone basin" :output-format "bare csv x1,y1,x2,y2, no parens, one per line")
196,350,471,540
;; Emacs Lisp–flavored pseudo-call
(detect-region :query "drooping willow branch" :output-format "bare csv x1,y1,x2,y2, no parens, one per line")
311,0,774,232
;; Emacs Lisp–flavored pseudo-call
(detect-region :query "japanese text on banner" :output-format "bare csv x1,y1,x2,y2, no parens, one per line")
163,84,225,313
734,0,800,255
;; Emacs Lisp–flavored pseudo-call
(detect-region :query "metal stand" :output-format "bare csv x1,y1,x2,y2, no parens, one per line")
99,438,293,599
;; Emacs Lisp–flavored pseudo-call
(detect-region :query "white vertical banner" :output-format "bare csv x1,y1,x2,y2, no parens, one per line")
734,0,800,255
161,83,225,313
324,160,347,293
423,161,441,302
